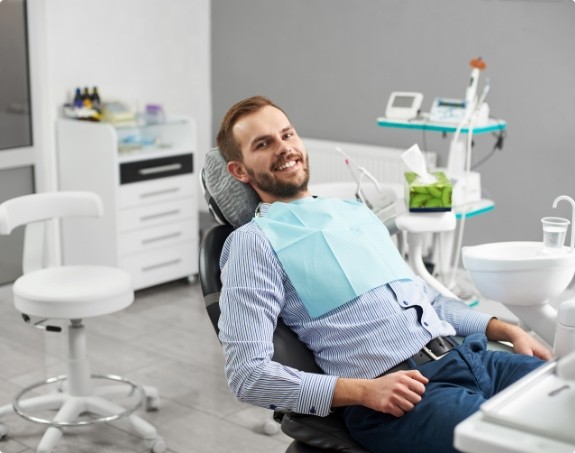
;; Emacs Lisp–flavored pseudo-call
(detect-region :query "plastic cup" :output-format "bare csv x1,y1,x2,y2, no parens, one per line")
541,217,570,251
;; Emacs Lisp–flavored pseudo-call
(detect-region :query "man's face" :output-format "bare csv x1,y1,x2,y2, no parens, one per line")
229,105,310,203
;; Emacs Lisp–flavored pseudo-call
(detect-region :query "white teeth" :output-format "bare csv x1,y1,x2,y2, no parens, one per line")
277,160,296,171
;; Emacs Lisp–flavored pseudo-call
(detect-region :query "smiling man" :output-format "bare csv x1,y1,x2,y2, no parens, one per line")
218,98,310,203
215,95,550,453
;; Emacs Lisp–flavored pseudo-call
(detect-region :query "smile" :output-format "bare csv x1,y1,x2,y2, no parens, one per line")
275,160,298,171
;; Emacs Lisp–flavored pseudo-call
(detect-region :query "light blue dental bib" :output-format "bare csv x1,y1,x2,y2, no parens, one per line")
254,197,414,318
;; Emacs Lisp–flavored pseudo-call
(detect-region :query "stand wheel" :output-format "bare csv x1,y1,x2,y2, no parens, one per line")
0,423,7,439
146,437,167,453
145,395,160,411
262,418,280,436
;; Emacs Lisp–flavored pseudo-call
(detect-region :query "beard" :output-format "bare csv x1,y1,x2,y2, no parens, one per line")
246,157,310,199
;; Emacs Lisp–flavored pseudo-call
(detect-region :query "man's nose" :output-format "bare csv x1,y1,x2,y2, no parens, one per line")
275,138,291,155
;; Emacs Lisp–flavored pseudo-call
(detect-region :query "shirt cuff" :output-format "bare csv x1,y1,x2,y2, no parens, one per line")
296,373,338,417
458,309,493,336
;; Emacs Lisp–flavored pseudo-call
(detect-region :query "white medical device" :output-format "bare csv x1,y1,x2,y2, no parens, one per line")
429,97,468,123
385,92,423,120
455,354,575,453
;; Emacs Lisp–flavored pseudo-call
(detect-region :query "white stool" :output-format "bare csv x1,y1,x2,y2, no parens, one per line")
0,192,166,453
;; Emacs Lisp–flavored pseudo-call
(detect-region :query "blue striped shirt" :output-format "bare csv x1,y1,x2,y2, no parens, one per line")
218,202,492,417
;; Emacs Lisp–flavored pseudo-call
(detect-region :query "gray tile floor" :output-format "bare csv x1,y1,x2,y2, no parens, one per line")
0,280,294,453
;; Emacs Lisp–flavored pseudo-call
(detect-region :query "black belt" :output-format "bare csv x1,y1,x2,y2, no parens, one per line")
383,336,457,375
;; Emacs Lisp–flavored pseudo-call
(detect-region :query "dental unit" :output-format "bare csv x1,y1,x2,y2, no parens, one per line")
454,195,575,453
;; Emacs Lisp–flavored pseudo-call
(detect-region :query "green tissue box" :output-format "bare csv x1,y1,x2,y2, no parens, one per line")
405,171,452,212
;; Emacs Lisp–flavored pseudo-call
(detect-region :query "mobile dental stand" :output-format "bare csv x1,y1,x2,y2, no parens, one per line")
377,58,505,295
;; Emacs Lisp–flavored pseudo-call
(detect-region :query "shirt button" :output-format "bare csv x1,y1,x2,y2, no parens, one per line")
423,321,429,327
310,406,316,414
403,301,408,306
269,404,277,410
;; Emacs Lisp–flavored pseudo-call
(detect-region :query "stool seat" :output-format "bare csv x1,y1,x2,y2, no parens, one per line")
13,266,134,319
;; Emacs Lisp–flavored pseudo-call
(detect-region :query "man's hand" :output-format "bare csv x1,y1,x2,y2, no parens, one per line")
332,370,428,417
365,370,429,417
486,318,553,360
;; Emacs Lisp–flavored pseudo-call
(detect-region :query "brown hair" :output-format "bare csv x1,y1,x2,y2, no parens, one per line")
216,95,286,162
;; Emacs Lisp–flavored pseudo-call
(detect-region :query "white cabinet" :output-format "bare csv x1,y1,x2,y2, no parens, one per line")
57,117,199,290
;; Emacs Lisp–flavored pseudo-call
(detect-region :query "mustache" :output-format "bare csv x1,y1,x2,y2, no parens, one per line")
273,151,304,168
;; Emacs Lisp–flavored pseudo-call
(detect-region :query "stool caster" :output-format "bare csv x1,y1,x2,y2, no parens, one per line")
146,436,167,453
262,418,280,435
146,395,160,411
144,388,160,412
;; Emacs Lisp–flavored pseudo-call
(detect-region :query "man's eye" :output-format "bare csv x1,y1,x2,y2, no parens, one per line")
255,140,267,150
283,132,294,140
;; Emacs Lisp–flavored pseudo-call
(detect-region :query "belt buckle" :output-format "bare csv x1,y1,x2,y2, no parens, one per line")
422,345,447,361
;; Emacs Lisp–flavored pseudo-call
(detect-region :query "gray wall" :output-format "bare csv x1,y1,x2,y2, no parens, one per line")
212,0,575,246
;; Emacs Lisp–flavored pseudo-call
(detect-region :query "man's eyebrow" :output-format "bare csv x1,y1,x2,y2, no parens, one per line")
250,126,293,147
251,134,272,146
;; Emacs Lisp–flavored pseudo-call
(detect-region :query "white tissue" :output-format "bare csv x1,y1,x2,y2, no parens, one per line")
401,144,437,185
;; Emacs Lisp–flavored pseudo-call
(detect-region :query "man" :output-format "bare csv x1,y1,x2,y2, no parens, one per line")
216,95,551,453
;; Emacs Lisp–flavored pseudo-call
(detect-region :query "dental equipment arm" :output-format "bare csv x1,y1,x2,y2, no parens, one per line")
552,195,575,252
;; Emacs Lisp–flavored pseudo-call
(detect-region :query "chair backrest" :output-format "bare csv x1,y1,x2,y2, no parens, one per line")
199,147,324,373
199,223,322,373
0,191,103,274
201,148,260,229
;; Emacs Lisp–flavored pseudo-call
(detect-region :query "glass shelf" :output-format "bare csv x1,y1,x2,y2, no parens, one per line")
112,116,189,131
377,117,507,134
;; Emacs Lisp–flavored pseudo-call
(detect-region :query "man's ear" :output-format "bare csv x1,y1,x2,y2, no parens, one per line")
227,161,250,184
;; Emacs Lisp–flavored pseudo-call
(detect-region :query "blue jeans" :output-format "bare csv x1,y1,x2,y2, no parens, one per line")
343,334,544,453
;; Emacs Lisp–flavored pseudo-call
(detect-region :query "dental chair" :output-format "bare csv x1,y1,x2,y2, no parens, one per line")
198,148,506,452
0,191,166,453
200,148,368,452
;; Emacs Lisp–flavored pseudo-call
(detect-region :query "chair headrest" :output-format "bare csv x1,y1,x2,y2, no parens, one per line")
201,148,261,228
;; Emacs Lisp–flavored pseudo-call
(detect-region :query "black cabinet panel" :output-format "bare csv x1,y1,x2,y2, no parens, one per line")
120,153,194,184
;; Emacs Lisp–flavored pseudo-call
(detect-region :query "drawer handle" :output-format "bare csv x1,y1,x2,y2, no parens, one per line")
142,232,182,245
140,187,179,199
140,209,180,222
138,163,183,175
142,259,181,272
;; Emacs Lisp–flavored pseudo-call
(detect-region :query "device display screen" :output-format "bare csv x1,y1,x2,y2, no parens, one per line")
392,95,415,108
438,99,466,108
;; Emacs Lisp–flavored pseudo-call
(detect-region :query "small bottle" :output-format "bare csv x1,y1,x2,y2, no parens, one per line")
73,88,83,108
82,87,92,108
90,86,101,113
144,104,166,124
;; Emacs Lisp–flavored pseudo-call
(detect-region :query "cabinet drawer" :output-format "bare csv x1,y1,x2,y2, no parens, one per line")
121,242,197,291
119,174,195,208
120,153,193,184
119,198,195,231
119,219,196,255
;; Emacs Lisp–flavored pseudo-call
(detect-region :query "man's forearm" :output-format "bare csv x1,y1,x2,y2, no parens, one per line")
485,317,553,360
332,377,371,407
485,317,518,342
